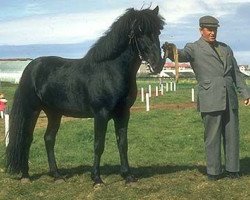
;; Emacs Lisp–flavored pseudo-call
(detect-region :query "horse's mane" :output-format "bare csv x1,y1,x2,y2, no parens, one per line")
85,7,165,62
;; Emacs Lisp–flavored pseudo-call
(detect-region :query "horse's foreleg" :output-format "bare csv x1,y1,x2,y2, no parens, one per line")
92,112,108,185
113,110,137,183
44,112,62,180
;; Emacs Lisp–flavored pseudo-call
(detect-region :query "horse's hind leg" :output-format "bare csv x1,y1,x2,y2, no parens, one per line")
43,111,62,180
21,110,40,181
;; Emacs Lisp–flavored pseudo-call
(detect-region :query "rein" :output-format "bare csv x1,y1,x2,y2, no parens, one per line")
164,43,179,82
173,44,179,83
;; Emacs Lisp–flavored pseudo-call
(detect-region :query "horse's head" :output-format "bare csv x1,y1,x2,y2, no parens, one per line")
136,33,163,74
129,6,165,74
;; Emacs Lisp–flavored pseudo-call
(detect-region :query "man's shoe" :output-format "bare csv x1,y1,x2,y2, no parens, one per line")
207,174,219,181
226,171,240,179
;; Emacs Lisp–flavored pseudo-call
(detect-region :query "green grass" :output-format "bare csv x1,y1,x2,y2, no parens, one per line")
0,80,250,200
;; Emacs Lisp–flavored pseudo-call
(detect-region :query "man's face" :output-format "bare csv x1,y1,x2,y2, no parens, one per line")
200,27,217,43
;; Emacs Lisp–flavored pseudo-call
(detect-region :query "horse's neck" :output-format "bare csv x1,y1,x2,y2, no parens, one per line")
121,46,142,73
124,47,141,88
82,44,141,78
125,49,141,106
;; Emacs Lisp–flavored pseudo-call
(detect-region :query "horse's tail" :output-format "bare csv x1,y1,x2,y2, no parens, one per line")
5,87,33,174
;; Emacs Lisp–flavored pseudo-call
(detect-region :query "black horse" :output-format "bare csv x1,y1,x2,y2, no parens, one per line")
6,6,165,185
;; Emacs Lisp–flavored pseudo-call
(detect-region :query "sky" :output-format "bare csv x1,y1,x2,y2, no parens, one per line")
1,0,250,64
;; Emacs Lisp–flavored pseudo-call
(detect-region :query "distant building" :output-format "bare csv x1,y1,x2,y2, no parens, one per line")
137,61,150,74
160,62,195,78
138,61,250,78
239,65,250,76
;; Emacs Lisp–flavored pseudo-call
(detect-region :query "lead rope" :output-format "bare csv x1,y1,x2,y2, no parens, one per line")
163,43,179,83
172,44,179,83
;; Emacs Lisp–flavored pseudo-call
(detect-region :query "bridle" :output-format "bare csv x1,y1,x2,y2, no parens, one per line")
128,30,143,60
128,30,159,73
128,28,163,74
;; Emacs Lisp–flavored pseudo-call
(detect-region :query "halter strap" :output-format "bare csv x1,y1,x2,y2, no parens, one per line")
128,31,143,60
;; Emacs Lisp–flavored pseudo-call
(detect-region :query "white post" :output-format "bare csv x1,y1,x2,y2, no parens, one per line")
156,86,158,96
170,82,173,91
166,82,169,92
5,113,9,147
146,93,150,111
148,85,151,97
159,77,162,85
174,82,176,91
141,87,144,102
191,88,195,102
0,111,3,118
161,84,164,95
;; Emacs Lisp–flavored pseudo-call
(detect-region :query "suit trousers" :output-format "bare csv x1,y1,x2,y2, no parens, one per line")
201,106,239,175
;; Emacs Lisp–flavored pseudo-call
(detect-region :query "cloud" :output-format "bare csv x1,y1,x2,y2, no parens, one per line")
0,9,124,45
159,0,246,25
1,0,250,62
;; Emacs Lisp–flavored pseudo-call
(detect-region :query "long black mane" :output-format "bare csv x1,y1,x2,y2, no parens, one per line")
85,8,165,62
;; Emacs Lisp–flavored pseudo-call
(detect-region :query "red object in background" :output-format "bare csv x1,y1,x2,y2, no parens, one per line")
0,99,7,111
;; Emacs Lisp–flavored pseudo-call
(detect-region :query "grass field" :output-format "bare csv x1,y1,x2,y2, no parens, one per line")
0,79,250,200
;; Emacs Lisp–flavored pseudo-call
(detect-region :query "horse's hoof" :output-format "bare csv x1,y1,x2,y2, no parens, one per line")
125,175,138,184
93,182,105,189
92,178,104,188
54,177,66,184
21,178,31,184
55,178,65,184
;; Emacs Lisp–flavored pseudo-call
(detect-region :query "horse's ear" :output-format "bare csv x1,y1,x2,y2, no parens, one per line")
153,6,159,14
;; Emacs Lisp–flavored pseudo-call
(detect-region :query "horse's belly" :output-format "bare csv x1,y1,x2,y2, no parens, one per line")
42,100,93,118
63,111,93,118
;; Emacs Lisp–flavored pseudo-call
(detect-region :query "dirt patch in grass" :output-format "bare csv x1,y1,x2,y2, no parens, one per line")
35,113,76,129
131,102,196,112
0,102,196,133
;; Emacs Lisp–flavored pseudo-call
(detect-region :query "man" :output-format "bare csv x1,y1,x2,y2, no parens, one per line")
163,15,250,180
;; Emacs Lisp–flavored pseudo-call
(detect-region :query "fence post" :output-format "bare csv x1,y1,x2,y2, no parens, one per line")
5,113,9,147
146,93,150,111
166,82,169,92
148,85,151,97
161,84,164,95
191,88,195,102
141,87,144,102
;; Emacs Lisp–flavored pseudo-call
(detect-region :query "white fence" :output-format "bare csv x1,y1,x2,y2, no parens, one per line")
0,72,22,83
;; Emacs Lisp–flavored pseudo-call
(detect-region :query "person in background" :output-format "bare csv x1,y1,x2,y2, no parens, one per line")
0,93,8,118
163,15,250,180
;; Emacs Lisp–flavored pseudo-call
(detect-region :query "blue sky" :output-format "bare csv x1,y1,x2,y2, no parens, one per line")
1,0,250,64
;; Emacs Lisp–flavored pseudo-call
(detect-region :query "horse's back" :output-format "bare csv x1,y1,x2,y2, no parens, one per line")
20,56,93,116
18,55,136,117
19,56,76,95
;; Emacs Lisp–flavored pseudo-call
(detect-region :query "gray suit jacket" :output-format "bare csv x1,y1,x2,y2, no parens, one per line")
177,37,250,112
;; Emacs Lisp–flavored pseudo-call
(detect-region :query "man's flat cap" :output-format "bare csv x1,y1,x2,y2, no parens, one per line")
199,15,220,28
